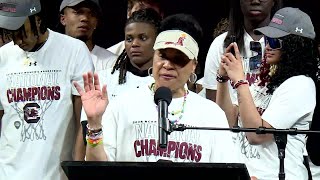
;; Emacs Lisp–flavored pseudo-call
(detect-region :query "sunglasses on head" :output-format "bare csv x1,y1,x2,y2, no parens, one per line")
264,36,283,49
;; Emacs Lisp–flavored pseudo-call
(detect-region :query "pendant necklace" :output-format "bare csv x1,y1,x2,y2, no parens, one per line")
23,38,47,66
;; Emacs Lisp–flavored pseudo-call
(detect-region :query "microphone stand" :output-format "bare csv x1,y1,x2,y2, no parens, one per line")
169,124,320,180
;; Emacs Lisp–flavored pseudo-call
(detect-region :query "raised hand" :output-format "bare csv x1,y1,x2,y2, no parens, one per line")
73,72,108,127
221,42,245,82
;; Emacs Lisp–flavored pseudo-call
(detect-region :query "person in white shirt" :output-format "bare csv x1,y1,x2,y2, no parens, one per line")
75,8,162,161
216,7,319,180
0,0,94,179
59,0,117,71
203,0,283,102
74,13,238,164
107,0,163,56
195,77,206,98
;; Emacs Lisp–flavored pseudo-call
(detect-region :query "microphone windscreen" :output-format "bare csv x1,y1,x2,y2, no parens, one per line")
154,86,172,105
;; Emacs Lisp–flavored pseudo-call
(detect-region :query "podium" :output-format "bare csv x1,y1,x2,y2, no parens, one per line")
61,161,250,180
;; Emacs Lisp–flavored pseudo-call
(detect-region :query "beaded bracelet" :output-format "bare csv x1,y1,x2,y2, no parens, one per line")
86,124,103,147
86,124,102,133
216,70,229,83
232,80,249,89
86,136,103,147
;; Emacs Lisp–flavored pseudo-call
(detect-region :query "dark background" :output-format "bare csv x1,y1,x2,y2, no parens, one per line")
42,0,319,78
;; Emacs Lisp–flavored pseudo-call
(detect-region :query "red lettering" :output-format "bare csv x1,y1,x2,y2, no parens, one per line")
134,140,141,157
16,88,23,101
40,86,47,100
31,87,38,101
271,18,283,25
195,146,202,162
140,139,149,156
187,143,196,161
167,141,176,156
157,143,167,156
6,86,61,103
134,139,202,161
47,86,55,100
7,89,13,103
149,139,157,156
175,142,180,158
54,86,61,100
179,142,188,159
23,88,32,101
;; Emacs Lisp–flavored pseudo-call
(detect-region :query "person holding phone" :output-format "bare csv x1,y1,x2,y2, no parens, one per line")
216,7,319,180
202,0,283,102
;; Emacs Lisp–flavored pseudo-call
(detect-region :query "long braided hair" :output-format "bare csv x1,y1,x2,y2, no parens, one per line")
111,8,161,84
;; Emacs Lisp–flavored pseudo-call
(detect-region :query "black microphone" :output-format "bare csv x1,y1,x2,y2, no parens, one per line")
154,86,172,149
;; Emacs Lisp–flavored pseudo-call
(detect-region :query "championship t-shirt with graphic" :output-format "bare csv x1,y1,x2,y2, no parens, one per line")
101,84,239,163
233,76,315,180
0,29,94,180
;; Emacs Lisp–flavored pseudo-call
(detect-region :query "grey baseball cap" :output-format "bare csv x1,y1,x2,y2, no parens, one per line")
59,0,100,12
254,7,315,40
0,0,41,30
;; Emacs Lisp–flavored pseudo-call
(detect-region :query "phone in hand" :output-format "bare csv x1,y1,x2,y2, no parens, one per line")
230,35,236,56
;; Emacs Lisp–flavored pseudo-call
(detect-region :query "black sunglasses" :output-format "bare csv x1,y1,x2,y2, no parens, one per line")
264,36,283,49
249,41,262,71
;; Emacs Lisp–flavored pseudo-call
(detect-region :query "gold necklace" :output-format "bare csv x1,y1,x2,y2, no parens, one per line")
23,40,47,66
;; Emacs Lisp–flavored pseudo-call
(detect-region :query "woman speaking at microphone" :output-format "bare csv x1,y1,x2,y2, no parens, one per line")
74,13,238,163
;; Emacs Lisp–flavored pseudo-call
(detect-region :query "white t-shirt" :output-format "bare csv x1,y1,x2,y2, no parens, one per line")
107,40,125,56
91,45,117,71
195,77,206,98
0,29,94,180
310,161,320,180
101,84,239,163
234,75,316,180
203,31,265,102
80,68,154,122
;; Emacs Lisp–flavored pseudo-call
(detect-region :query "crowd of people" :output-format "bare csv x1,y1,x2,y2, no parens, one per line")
0,0,319,180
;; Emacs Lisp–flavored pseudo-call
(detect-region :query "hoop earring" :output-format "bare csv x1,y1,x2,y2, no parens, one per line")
189,72,197,84
148,67,153,77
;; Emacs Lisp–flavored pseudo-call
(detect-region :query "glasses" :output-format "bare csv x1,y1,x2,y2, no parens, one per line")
264,36,283,49
249,41,262,71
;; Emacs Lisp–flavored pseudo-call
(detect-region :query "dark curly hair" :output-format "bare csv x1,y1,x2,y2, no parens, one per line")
111,8,161,84
264,35,319,94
